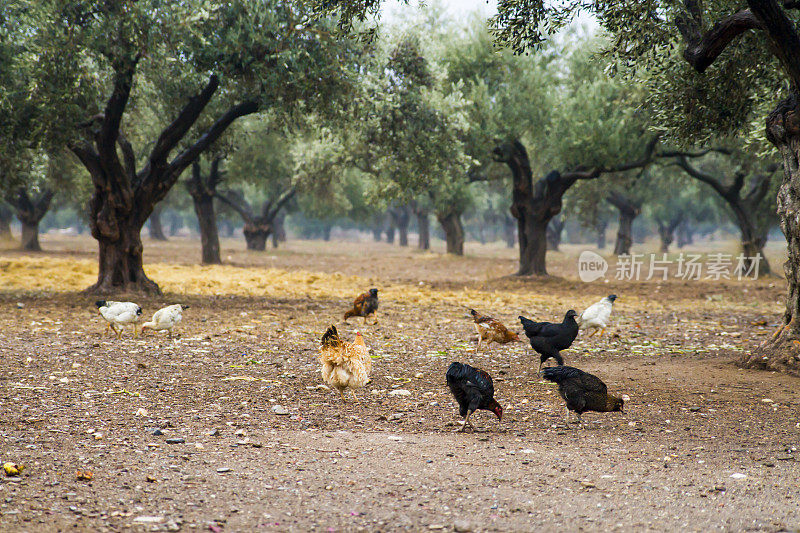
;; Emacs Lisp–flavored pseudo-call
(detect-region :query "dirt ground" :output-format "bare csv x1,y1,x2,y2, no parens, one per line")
1,234,799,532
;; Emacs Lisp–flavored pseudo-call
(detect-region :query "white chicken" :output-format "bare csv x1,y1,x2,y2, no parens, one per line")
141,304,189,339
576,294,617,337
95,300,143,338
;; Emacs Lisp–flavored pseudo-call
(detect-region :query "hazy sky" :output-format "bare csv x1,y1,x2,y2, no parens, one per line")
381,0,498,21
381,0,597,30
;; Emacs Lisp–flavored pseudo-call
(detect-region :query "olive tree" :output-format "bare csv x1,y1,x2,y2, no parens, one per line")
4,1,355,293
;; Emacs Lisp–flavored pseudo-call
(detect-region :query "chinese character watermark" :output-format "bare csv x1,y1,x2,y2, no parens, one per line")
579,252,762,282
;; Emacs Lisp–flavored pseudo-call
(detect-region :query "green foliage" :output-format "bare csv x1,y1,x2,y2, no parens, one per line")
487,1,788,152
294,22,478,219
2,0,359,177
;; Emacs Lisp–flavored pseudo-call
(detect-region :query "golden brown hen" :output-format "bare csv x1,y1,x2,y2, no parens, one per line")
469,308,520,352
319,325,372,401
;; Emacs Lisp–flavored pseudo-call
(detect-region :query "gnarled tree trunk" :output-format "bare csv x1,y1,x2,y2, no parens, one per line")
21,222,41,251
244,224,271,250
742,95,800,374
0,202,12,241
322,223,332,242
5,188,54,252
673,156,774,275
595,218,608,250
390,205,411,247
271,211,286,248
493,141,580,275
437,210,464,255
187,158,222,265
503,215,516,248
68,64,258,294
216,187,296,252
676,219,692,248
546,216,565,251
494,142,563,275
674,1,800,373
608,192,641,256
220,219,235,237
656,213,683,253
147,204,168,241
168,212,183,236
493,139,658,275
412,202,430,250
385,222,396,244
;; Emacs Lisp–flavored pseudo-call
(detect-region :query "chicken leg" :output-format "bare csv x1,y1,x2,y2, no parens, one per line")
350,390,360,402
458,411,477,433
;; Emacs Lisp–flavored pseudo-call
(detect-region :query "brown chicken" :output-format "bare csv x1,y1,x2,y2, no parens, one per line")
319,325,372,401
344,288,379,324
469,308,520,352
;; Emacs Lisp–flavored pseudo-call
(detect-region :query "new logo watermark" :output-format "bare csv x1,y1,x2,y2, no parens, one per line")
578,251,608,282
578,252,762,282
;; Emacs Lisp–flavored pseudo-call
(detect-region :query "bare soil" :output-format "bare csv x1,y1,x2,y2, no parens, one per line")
1,235,799,532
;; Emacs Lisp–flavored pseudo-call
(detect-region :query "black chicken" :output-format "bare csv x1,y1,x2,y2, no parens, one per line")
519,310,579,372
445,362,503,432
541,365,624,425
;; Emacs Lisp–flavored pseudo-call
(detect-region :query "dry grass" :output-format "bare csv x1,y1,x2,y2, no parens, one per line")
0,248,783,319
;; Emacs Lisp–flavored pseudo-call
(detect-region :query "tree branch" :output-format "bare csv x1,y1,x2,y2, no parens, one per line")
266,187,297,220
146,75,220,171
656,147,732,158
468,171,490,183
747,0,800,89
562,136,661,181
746,165,778,205
677,7,763,73
730,171,747,197
69,143,103,182
166,100,259,180
209,156,224,189
33,189,54,219
672,156,731,198
98,56,138,162
606,191,641,215
4,187,31,212
117,130,136,183
215,189,254,223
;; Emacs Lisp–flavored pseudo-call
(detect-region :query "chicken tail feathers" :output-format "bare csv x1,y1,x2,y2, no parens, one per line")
321,325,342,348
518,315,542,336
541,365,582,383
